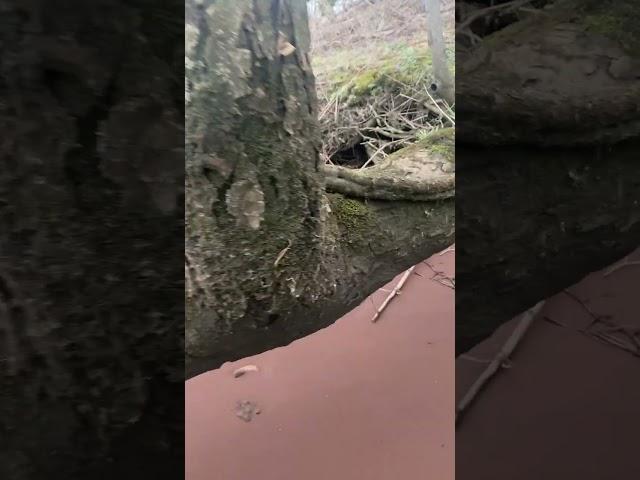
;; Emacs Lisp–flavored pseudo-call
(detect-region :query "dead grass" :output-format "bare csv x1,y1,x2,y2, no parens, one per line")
310,0,455,56
309,0,455,167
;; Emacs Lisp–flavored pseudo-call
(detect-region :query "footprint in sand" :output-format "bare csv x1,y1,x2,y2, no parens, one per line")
235,400,261,422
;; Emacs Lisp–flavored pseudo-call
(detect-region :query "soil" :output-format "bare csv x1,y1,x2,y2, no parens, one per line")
186,247,455,480
456,247,640,479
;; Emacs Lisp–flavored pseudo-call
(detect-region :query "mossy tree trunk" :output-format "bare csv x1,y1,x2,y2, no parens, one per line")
186,0,454,378
456,0,640,352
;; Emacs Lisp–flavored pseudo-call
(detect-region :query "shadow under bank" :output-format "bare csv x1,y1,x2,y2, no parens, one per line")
455,139,640,353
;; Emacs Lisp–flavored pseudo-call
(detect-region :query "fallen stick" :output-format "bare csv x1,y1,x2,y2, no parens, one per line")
371,265,416,323
455,300,546,426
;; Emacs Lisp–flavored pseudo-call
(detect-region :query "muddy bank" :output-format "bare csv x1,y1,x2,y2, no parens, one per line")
455,141,640,353
186,248,455,480
456,247,640,479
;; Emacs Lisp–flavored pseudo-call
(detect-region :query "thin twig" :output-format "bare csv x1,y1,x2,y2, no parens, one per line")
433,277,455,289
371,265,416,323
591,332,640,357
459,354,492,365
456,300,545,426
423,87,455,125
360,138,404,168
273,239,293,267
421,260,455,289
603,257,640,277
561,289,601,331
319,96,336,120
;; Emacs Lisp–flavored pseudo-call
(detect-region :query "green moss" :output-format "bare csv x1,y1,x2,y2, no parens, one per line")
480,1,639,55
560,0,640,54
350,70,378,96
330,195,373,241
416,128,455,163
584,14,620,34
317,43,440,103
582,3,640,53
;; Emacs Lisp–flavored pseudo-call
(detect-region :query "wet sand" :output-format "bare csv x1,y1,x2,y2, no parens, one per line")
456,248,640,479
186,248,455,480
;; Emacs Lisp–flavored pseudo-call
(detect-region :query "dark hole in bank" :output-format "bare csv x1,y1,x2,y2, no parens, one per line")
330,142,370,169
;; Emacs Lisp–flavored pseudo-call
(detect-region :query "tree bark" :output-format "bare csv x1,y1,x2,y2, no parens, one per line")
424,0,455,104
456,0,640,351
185,0,454,379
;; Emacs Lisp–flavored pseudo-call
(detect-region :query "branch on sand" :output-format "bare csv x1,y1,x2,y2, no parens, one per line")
456,301,545,426
371,266,416,323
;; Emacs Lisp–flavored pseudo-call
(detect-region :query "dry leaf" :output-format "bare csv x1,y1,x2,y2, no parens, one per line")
274,239,292,267
233,364,259,378
277,31,296,56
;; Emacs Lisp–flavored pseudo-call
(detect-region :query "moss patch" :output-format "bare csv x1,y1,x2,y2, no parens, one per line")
330,195,373,242
479,1,640,55
581,1,640,53
416,127,455,163
314,42,448,104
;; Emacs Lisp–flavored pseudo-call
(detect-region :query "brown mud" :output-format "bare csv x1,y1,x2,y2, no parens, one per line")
186,247,455,480
456,247,640,479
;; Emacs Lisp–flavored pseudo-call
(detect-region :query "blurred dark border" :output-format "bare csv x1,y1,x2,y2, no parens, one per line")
0,1,184,478
456,1,640,478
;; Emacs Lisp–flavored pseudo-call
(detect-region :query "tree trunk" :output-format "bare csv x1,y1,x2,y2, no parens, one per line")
456,0,640,351
424,0,455,104
1,1,183,478
185,0,454,379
